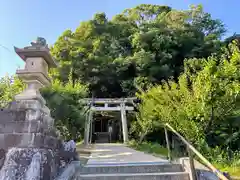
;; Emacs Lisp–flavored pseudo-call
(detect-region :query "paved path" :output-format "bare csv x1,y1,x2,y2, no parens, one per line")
86,143,169,166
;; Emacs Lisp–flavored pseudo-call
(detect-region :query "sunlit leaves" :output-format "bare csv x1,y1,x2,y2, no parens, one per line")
136,43,240,147
0,75,25,106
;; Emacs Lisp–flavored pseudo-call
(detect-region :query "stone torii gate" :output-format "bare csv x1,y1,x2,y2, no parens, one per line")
82,97,137,145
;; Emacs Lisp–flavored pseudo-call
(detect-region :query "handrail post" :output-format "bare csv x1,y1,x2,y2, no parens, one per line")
187,146,197,180
164,127,172,161
165,123,228,180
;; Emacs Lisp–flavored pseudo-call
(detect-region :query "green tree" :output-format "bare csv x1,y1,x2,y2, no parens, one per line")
0,75,25,107
51,4,225,98
135,42,240,149
42,72,89,140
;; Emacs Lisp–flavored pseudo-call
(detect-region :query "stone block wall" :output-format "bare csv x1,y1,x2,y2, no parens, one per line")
0,100,61,151
0,100,75,179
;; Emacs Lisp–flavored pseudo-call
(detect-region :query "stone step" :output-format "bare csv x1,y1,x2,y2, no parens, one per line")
80,163,184,174
77,172,190,180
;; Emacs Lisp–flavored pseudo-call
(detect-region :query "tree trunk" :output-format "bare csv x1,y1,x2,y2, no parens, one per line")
139,130,148,144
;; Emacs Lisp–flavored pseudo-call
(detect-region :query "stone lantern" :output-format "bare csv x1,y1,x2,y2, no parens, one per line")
0,38,77,180
14,37,57,103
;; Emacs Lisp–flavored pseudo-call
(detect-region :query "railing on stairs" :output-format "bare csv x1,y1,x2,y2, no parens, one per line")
164,123,229,180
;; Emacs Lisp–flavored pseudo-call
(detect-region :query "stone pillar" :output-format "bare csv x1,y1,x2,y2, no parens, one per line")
84,110,93,145
120,102,128,143
89,114,93,144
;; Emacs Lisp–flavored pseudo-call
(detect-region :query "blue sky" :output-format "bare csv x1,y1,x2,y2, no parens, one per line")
0,0,239,78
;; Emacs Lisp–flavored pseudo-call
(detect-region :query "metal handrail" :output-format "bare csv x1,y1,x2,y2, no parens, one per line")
164,123,228,180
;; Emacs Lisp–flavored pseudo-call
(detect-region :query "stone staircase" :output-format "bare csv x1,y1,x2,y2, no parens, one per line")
75,163,190,180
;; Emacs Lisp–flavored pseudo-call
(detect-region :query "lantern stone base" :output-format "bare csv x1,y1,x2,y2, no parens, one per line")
0,99,77,180
0,148,59,180
15,88,46,105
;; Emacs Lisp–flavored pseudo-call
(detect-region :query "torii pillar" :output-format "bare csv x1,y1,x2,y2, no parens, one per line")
120,102,129,143
84,110,93,145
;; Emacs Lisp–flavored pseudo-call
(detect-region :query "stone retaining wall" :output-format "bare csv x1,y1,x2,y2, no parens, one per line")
0,100,77,179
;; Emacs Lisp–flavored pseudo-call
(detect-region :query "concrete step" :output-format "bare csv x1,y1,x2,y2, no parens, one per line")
77,172,190,180
80,163,184,174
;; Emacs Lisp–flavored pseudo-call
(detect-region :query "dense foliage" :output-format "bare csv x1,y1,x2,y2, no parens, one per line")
135,43,240,148
0,76,25,107
41,73,88,140
51,4,225,97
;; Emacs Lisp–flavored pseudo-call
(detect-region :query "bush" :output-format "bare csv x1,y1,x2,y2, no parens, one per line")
128,140,169,157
